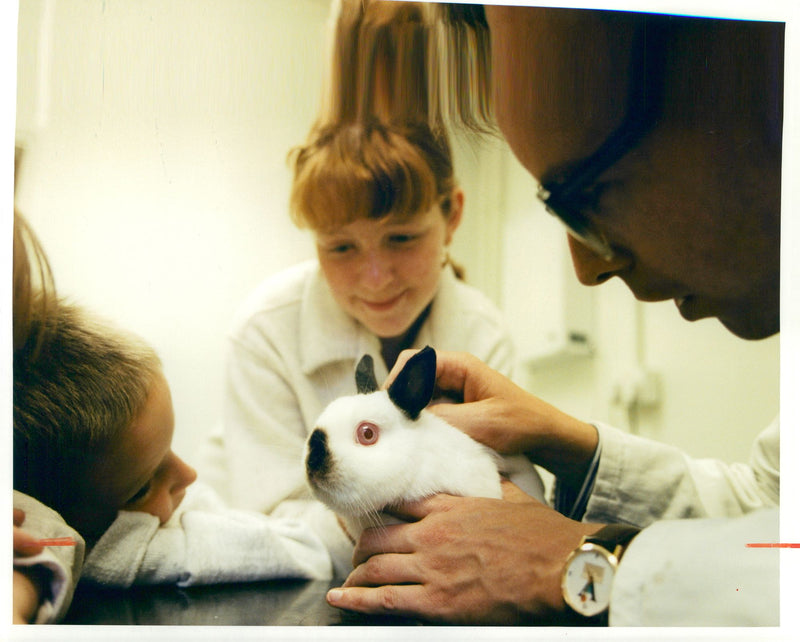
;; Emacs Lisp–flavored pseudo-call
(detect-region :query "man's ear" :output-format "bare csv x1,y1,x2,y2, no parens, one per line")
387,346,436,420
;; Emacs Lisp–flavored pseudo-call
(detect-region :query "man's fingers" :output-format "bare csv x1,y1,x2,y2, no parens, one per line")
380,493,448,522
384,349,480,398
353,521,417,566
501,479,539,504
344,551,422,588
382,349,421,389
426,400,489,439
327,583,427,619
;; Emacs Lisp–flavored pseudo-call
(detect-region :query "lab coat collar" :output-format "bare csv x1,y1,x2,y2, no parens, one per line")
296,262,458,379
298,263,382,376
424,265,457,347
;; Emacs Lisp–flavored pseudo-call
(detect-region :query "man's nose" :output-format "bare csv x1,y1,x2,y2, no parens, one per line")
567,234,631,285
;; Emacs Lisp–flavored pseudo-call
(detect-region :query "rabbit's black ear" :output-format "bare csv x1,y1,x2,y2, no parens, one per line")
355,354,379,394
387,346,436,420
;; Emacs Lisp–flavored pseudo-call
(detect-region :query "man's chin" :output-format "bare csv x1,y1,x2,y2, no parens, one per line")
718,313,779,341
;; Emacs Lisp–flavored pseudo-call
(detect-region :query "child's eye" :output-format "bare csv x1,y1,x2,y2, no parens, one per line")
126,482,152,506
325,243,355,255
388,234,418,245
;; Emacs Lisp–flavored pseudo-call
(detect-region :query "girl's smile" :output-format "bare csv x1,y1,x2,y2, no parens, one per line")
316,196,462,339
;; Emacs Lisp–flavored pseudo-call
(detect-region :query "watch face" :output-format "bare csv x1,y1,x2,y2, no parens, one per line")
562,544,617,617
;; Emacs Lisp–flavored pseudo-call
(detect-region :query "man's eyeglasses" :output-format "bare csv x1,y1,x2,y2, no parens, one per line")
536,16,669,262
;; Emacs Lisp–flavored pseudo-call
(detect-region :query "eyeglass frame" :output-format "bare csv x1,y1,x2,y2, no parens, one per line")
535,16,670,262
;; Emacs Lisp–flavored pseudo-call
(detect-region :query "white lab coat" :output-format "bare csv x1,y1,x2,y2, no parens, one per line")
203,260,517,576
587,419,780,626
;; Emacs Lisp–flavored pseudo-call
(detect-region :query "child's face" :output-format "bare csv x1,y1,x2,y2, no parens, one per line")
315,196,462,339
79,373,197,540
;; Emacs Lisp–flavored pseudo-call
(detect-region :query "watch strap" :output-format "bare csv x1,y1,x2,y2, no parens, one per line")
584,524,641,559
561,524,641,623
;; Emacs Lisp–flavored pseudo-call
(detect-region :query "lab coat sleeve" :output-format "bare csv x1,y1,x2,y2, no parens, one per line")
222,332,355,577
223,334,308,514
585,417,779,526
81,483,333,588
432,272,517,381
477,320,515,380
13,491,86,624
610,507,779,626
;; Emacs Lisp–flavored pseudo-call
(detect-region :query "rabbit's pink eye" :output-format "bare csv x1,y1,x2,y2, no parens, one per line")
355,422,379,446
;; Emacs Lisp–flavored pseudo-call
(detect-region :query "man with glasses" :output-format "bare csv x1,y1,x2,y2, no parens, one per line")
324,4,783,626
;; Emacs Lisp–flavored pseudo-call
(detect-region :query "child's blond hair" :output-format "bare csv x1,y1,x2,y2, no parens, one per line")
13,301,162,537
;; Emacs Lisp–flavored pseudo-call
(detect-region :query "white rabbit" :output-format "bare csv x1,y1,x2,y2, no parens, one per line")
304,346,544,540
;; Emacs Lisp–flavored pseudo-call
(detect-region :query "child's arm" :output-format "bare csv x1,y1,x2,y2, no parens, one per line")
82,482,333,588
12,496,85,624
13,514,44,624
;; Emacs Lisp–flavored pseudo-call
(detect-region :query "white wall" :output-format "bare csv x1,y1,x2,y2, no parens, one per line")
15,0,329,458
14,0,781,469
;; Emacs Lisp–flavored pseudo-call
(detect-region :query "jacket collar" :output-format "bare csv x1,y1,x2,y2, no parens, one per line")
297,262,458,378
298,264,382,376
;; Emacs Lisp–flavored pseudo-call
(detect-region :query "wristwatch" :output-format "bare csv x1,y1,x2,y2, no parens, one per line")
561,524,640,621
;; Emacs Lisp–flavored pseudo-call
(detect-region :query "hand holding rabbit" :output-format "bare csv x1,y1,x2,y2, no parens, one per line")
304,347,509,540
387,349,599,489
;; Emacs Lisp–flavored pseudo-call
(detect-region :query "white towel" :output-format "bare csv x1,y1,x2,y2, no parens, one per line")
82,482,333,587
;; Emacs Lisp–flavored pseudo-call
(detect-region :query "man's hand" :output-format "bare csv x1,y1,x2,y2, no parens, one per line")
387,350,599,487
326,482,603,624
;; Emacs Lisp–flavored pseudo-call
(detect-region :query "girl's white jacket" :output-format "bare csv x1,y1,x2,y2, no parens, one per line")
200,260,517,576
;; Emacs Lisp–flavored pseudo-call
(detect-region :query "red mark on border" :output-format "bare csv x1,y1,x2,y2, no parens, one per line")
33,537,76,547
746,543,800,548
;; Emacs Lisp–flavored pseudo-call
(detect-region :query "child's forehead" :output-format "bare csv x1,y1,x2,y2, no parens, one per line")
127,375,175,454
97,375,174,494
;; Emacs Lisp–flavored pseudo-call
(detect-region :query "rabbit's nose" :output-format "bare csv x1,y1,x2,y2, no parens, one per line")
306,428,330,477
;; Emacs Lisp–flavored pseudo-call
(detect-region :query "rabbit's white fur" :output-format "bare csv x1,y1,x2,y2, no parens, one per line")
305,389,545,540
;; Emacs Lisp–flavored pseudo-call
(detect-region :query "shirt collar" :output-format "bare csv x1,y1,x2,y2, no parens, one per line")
298,264,381,375
297,263,458,377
